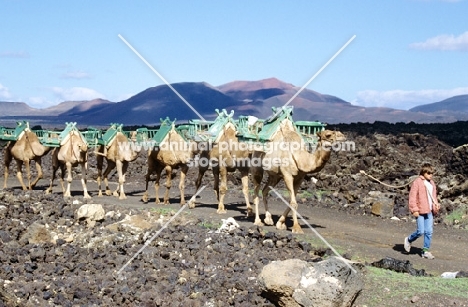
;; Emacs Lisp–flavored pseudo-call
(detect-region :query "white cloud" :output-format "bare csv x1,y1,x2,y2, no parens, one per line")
60,70,92,79
353,87,468,110
0,51,30,58
409,31,468,51
51,87,105,102
0,83,13,100
28,96,55,109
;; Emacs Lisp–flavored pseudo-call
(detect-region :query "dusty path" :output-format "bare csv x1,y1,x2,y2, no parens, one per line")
19,175,468,278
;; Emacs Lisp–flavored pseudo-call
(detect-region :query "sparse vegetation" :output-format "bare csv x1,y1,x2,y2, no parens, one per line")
198,220,222,230
150,207,175,216
356,266,468,307
297,190,313,199
444,205,468,226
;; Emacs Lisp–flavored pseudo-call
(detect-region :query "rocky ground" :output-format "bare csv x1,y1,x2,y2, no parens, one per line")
1,121,468,306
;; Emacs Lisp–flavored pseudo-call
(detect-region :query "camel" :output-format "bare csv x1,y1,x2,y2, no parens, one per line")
251,129,346,233
3,122,51,190
142,119,198,205
191,109,252,214
45,123,91,198
96,125,140,199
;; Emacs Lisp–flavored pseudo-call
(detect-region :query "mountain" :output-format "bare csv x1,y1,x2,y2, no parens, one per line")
45,99,113,116
0,101,44,116
60,82,248,125
1,79,468,126
217,79,461,123
216,77,353,121
410,95,468,113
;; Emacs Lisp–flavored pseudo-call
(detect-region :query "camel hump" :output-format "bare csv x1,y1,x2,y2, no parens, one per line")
282,130,303,143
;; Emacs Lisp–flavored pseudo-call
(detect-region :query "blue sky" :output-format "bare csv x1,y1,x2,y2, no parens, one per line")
1,0,467,111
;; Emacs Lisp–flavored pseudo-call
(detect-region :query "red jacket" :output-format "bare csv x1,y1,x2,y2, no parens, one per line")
409,176,437,215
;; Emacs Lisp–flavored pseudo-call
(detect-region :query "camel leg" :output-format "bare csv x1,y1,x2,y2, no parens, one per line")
31,157,43,189
179,164,188,205
276,174,303,233
194,166,206,191
189,164,207,209
81,162,91,199
46,149,59,195
96,150,104,197
217,165,227,214
258,175,280,227
154,169,161,204
3,147,12,189
240,168,253,216
45,166,56,195
163,165,172,205
14,160,28,190
116,160,128,200
58,164,66,195
290,176,305,233
142,151,154,203
252,166,263,224
213,165,220,202
25,160,33,190
272,176,297,230
103,161,116,196
263,176,280,226
63,162,73,198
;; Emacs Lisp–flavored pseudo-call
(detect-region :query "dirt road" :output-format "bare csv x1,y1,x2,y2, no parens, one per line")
23,175,468,278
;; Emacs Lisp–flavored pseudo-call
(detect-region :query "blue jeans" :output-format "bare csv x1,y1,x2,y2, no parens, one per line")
408,213,433,251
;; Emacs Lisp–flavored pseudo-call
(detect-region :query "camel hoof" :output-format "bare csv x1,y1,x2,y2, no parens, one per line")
188,201,196,209
142,196,148,203
254,220,264,226
45,189,51,195
292,226,304,234
83,194,92,199
276,222,287,230
264,217,274,226
119,195,127,200
105,190,112,196
217,209,227,214
246,208,254,217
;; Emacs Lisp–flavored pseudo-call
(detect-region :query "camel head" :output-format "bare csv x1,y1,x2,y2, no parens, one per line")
316,130,346,147
70,131,88,153
78,142,88,152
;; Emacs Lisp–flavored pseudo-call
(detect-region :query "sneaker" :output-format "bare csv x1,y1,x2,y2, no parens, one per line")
404,237,411,253
422,251,435,259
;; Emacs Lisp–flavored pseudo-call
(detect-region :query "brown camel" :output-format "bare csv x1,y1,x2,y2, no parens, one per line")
142,120,197,205
190,110,252,214
96,126,140,200
3,122,51,190
251,129,346,233
45,124,90,198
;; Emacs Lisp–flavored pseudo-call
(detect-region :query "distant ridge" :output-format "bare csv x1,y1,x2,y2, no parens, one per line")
1,79,468,126
410,95,468,113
